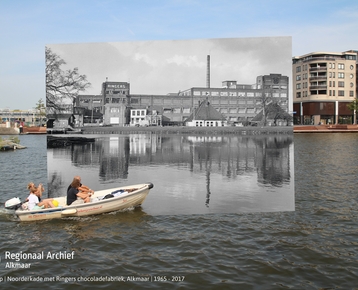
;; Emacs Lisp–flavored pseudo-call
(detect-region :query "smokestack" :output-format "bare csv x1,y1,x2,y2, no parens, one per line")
206,55,210,89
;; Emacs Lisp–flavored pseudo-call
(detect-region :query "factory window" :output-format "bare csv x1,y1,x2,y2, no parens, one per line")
183,108,191,114
229,108,237,114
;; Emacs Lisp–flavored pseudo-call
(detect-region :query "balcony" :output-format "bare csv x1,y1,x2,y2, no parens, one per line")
310,85,327,90
309,67,327,72
303,57,336,62
309,76,327,81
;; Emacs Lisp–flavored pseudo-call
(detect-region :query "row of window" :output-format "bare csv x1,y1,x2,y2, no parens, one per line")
131,95,288,107
297,72,355,80
296,81,354,90
192,89,287,97
134,107,290,115
195,121,223,127
105,90,128,95
105,97,126,104
79,99,102,104
296,63,355,72
296,90,355,98
131,110,146,116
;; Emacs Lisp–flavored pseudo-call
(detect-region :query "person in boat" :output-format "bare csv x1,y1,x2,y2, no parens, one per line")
27,185,56,210
26,182,55,205
67,176,94,195
67,178,93,206
27,182,44,199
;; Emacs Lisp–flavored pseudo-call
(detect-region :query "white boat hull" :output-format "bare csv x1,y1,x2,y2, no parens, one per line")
13,183,153,222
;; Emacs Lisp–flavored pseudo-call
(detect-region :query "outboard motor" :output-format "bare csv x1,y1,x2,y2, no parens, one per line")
5,197,22,210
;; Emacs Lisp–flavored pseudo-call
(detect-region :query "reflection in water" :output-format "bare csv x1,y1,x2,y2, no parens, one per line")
48,133,294,214
51,134,292,186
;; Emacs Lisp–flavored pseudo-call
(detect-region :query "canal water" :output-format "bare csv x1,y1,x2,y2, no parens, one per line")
0,133,357,289
47,133,294,215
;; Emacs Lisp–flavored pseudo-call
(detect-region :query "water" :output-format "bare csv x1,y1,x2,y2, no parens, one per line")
0,133,357,289
47,134,294,215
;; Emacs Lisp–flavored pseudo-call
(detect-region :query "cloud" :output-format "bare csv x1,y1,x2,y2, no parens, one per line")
133,53,158,67
166,54,205,68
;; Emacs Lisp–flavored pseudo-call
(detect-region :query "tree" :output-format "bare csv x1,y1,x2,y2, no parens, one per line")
259,88,273,126
35,98,46,126
347,98,358,124
46,47,91,111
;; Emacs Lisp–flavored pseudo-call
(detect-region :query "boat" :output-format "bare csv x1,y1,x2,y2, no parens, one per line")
5,182,153,222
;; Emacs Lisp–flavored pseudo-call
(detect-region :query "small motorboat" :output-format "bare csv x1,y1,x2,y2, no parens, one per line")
5,182,153,222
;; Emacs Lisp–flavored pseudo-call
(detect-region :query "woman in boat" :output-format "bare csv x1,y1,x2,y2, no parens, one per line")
27,185,55,210
67,178,92,206
67,176,94,195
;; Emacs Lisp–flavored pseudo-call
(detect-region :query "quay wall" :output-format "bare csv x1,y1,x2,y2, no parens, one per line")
0,127,19,135
81,125,293,135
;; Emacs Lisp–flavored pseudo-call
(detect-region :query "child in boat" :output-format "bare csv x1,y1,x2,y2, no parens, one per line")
27,185,55,210
27,182,55,205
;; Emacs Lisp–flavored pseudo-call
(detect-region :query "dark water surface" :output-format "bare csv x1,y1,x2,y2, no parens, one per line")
47,133,294,214
0,133,357,289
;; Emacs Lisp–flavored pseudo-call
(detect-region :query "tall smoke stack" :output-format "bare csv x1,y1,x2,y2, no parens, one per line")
206,55,210,88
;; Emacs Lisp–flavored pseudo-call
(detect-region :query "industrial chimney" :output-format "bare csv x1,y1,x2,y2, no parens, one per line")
206,55,210,88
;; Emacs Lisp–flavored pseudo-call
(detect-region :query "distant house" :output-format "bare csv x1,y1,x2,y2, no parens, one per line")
184,100,227,127
251,102,293,126
130,107,163,126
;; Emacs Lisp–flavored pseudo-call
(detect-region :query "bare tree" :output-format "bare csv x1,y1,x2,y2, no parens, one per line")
46,47,91,111
259,88,273,126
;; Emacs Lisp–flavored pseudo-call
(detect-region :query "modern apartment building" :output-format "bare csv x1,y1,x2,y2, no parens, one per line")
292,50,357,125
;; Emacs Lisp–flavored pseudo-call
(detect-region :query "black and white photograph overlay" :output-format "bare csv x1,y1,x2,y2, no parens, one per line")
46,37,294,215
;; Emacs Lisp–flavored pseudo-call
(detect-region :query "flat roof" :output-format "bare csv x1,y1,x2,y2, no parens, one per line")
293,50,356,59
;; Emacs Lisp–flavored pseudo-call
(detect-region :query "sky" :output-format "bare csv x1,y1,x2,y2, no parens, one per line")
48,37,291,98
1,0,357,110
